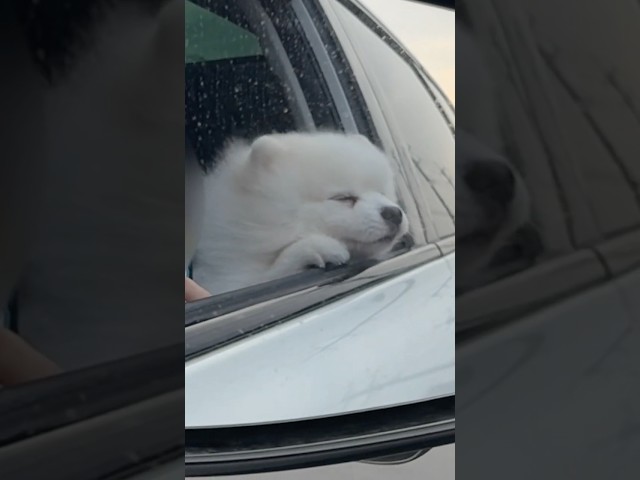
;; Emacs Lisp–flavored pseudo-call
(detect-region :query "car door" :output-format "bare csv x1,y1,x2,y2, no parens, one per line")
185,0,455,477
184,0,454,349
456,0,640,477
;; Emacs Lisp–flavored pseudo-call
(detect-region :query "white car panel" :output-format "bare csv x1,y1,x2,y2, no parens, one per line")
457,267,639,479
186,253,455,427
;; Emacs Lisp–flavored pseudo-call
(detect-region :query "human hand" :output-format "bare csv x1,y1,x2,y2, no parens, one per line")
0,328,61,386
185,277,210,302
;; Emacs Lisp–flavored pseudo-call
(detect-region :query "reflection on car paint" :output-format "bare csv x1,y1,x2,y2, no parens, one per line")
186,253,455,427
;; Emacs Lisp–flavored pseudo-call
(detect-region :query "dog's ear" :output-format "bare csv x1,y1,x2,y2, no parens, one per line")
248,135,284,170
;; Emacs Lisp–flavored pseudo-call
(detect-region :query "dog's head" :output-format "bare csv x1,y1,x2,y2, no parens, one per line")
457,131,529,245
234,131,409,259
455,14,544,291
457,130,542,289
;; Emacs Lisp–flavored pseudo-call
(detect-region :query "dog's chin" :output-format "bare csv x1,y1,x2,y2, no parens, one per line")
344,233,399,259
457,230,496,249
457,210,510,248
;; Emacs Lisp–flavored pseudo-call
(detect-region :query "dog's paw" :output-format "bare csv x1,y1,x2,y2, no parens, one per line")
273,235,350,274
302,236,351,270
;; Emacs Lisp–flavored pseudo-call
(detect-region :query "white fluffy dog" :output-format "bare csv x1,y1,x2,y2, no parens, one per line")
192,131,409,294
456,14,541,291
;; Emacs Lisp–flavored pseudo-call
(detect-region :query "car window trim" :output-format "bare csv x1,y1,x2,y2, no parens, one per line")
260,0,345,131
185,260,375,327
437,235,455,255
303,0,382,143
0,345,183,478
339,0,455,236
0,343,183,446
289,0,358,133
320,0,439,243
339,0,455,128
596,228,640,276
456,248,608,341
185,395,454,476
185,243,443,360
1,388,183,479
232,0,316,130
457,227,640,341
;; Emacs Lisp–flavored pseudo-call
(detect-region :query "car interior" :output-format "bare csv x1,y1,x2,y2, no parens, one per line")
185,0,297,171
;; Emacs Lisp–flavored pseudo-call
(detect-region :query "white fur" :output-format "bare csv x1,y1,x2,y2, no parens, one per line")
456,130,531,272
456,17,537,290
192,131,409,294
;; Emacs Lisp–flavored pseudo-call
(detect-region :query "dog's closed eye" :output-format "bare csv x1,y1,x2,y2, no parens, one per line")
330,194,358,207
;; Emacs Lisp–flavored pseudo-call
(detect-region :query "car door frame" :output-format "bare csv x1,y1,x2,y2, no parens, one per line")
184,0,453,345
185,0,455,475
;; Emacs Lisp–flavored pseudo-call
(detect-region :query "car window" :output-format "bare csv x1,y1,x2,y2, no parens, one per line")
455,0,640,331
327,0,455,242
185,0,339,308
185,0,300,170
185,0,451,322
185,1,261,63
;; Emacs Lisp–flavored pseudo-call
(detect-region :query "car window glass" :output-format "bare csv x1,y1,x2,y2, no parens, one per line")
455,1,640,326
185,0,297,170
185,0,442,308
185,1,261,63
331,1,455,241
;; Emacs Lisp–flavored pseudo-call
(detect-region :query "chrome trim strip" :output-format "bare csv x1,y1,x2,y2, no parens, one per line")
237,0,315,130
185,244,441,359
291,0,358,133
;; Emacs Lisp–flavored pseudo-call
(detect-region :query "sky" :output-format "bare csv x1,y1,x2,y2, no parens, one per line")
359,0,455,104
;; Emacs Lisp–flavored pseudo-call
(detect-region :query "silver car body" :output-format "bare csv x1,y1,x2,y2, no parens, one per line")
186,251,455,427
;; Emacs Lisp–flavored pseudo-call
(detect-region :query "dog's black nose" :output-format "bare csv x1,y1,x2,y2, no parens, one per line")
380,206,403,227
463,160,515,205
